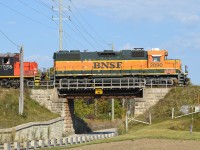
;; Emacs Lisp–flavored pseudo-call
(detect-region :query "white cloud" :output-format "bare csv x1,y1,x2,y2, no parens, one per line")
72,0,200,23
164,32,200,51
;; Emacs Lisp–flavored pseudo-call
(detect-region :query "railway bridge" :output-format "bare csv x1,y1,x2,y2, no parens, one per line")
30,78,170,134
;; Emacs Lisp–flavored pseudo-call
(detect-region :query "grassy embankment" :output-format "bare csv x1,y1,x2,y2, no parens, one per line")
43,86,200,150
0,88,59,129
117,86,200,140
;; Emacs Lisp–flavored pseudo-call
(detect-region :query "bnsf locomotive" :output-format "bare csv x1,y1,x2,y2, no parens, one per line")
0,53,38,88
53,48,189,86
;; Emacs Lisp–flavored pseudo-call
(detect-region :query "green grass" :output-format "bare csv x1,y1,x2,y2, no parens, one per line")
0,88,59,128
143,86,200,131
148,86,200,121
40,120,200,150
40,86,200,150
1,86,198,149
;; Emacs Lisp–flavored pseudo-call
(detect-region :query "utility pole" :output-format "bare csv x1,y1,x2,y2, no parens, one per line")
112,43,114,51
112,98,114,121
19,46,24,115
52,0,67,51
59,0,63,51
94,99,97,116
108,43,115,50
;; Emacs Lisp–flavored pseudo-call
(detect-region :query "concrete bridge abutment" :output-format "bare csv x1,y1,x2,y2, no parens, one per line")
30,88,75,134
134,88,171,115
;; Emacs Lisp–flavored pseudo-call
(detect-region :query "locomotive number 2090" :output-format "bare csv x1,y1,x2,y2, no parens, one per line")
150,63,163,67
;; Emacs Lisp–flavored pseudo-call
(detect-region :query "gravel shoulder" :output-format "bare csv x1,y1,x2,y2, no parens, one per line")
69,139,200,150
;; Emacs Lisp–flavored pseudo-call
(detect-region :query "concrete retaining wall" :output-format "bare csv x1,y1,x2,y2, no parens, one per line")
30,89,75,134
30,89,65,114
0,117,64,143
134,88,171,115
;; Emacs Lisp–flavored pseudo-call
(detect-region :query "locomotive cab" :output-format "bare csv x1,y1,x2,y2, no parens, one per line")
147,48,181,74
147,48,168,68
147,48,187,85
0,53,15,76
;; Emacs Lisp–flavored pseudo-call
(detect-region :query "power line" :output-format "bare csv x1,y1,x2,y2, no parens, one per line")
67,7,106,50
67,20,98,50
37,0,96,50
18,0,60,28
33,0,52,10
52,1,98,50
33,0,89,51
53,1,106,50
69,0,109,46
18,0,53,21
63,31,88,50
0,1,56,30
0,30,20,49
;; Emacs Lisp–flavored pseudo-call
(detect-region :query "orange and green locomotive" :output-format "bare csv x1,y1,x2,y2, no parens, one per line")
53,48,189,86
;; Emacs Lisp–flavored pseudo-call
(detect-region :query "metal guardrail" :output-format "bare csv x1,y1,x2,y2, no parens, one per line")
2,132,116,150
58,78,146,90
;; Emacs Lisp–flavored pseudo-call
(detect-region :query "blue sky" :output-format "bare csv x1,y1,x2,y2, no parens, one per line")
0,0,200,84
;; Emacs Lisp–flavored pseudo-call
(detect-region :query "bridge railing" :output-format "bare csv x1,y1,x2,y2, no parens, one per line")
58,78,146,90
26,78,173,89
27,81,54,89
145,78,173,88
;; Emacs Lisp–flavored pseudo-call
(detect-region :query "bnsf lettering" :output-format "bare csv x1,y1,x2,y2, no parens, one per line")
93,62,122,69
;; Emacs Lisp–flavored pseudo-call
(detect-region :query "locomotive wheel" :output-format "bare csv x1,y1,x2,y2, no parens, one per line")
6,82,11,88
0,81,3,87
13,83,20,89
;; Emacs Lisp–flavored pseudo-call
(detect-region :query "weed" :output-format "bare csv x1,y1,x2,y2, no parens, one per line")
117,123,126,135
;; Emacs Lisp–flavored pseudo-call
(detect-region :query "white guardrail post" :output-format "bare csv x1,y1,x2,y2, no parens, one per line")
45,139,50,147
4,143,11,150
1,131,117,149
13,142,20,150
39,139,45,148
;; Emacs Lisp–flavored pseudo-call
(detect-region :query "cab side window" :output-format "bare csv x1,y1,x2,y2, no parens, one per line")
152,56,160,62
2,58,10,64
